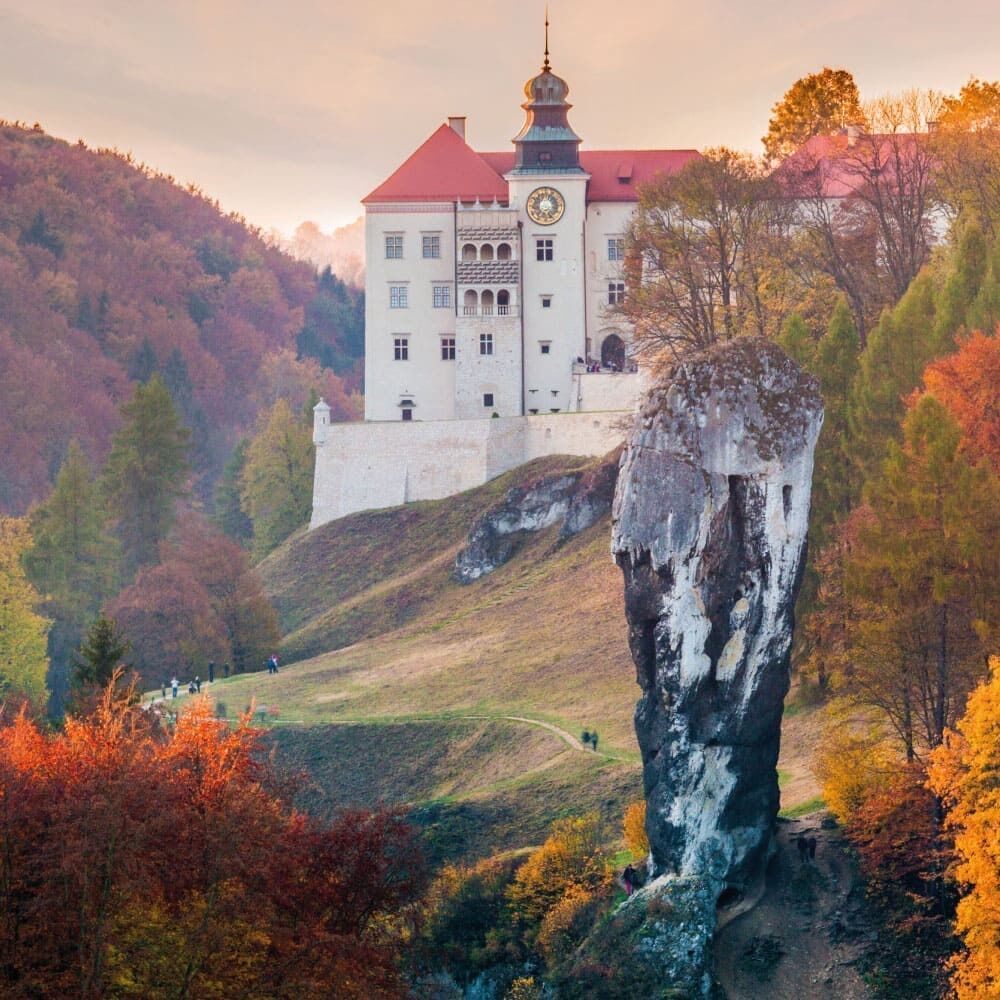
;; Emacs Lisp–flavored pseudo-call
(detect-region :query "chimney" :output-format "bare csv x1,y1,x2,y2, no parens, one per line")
448,116,467,141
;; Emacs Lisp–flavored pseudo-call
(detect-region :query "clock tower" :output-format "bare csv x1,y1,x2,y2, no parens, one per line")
507,21,589,415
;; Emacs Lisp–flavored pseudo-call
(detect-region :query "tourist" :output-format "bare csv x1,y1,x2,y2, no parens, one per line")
195,675,201,693
188,680,196,695
796,835,809,863
623,863,636,896
171,677,179,699
208,660,215,683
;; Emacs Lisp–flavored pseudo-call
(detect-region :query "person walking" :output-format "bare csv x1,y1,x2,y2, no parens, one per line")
623,864,636,896
195,675,201,693
171,677,179,699
208,660,215,683
161,680,167,699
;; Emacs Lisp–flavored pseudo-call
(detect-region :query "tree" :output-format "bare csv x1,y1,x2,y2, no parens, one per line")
839,397,999,756
622,800,649,859
212,438,253,545
0,517,49,711
127,337,158,384
763,68,863,163
240,398,314,560
921,329,1000,470
936,79,1000,236
624,148,796,359
71,615,131,700
24,440,118,714
785,90,942,336
0,687,423,997
929,656,1000,1000
103,375,190,576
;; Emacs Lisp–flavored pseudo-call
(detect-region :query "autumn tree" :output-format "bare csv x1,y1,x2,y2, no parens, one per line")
624,148,796,359
0,687,423,997
838,397,999,756
936,79,1000,235
622,799,649,859
763,67,863,163
103,375,190,576
928,656,1000,1000
212,438,253,545
24,440,118,713
240,397,314,560
0,517,49,710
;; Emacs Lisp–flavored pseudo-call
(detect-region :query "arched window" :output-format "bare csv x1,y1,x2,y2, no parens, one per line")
462,243,477,262
480,289,495,315
497,289,510,315
480,243,495,262
463,289,478,315
497,242,512,260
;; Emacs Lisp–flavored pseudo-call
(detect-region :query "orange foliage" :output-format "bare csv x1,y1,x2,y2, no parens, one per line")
0,685,423,997
928,656,1000,999
622,800,649,859
920,329,1000,470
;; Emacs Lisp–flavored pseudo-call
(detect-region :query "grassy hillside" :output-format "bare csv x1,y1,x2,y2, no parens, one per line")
176,456,823,861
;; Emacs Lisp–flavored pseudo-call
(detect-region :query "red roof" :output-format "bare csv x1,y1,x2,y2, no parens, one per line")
363,124,508,204
774,132,931,199
364,123,701,205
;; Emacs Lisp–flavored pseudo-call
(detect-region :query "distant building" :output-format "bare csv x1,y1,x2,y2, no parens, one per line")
311,39,698,528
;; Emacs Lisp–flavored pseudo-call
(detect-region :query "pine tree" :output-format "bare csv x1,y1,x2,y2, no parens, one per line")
71,616,131,698
24,441,118,714
103,376,190,576
239,399,314,560
128,337,158,384
0,517,50,710
777,312,816,369
212,439,253,545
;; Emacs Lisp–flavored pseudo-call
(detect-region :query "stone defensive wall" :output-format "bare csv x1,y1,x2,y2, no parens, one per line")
310,410,632,529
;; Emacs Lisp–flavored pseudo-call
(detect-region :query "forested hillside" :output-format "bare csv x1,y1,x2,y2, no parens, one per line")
0,122,363,514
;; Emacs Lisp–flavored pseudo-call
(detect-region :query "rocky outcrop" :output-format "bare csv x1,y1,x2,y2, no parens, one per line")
609,338,821,996
454,455,619,583
612,338,822,892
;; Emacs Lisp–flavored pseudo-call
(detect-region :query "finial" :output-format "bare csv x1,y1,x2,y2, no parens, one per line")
543,6,550,71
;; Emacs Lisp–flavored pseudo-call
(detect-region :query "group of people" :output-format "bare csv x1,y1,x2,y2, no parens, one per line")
158,654,281,700
796,833,819,863
265,654,280,675
581,358,639,374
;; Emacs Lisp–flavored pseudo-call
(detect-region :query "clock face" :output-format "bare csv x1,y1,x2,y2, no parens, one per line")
526,186,565,225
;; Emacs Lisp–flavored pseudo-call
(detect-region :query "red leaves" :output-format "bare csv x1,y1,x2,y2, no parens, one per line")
0,689,421,997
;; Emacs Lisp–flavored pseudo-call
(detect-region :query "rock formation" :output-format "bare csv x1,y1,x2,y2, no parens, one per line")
454,455,619,583
612,338,822,894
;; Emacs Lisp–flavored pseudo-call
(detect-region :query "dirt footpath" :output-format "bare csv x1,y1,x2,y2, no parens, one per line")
713,813,873,1000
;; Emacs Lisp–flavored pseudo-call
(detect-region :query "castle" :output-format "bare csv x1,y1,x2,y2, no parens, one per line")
310,39,698,529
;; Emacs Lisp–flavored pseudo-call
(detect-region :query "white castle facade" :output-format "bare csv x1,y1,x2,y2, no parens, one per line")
310,51,699,529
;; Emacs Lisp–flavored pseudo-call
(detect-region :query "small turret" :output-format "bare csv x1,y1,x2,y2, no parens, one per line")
312,397,331,445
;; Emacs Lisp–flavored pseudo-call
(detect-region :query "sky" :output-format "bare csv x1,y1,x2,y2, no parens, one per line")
2,0,998,234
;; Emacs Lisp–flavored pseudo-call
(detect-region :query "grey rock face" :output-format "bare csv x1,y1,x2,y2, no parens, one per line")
611,338,822,893
454,456,619,583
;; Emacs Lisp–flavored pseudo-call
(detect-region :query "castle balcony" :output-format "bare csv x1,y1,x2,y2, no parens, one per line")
461,303,519,318
456,208,519,236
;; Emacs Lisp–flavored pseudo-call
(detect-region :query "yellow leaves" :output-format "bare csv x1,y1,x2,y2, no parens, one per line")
928,656,1000,999
622,799,649,860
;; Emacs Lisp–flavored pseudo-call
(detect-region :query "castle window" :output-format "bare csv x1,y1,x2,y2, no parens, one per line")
536,239,553,261
480,243,495,262
540,341,551,355
385,234,403,259
440,336,455,360
608,281,626,305
432,284,452,308
483,393,495,407
497,289,511,315
462,243,477,262
497,243,512,260
422,234,441,258
541,295,552,308
401,407,413,421
608,238,625,261
390,285,408,308
393,337,409,361
479,333,494,356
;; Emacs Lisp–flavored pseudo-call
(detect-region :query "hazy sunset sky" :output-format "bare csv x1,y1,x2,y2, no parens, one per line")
2,1,998,234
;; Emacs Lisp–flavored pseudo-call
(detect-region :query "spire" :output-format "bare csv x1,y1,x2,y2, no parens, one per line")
543,6,550,71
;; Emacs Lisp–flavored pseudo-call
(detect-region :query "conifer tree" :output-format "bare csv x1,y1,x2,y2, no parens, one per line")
128,337,158,384
71,615,131,697
239,398,314,560
777,312,815,369
103,375,190,576
212,439,253,545
0,517,50,710
24,441,118,713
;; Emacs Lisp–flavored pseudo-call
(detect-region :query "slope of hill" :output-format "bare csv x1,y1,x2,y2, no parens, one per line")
170,455,824,864
0,122,362,512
